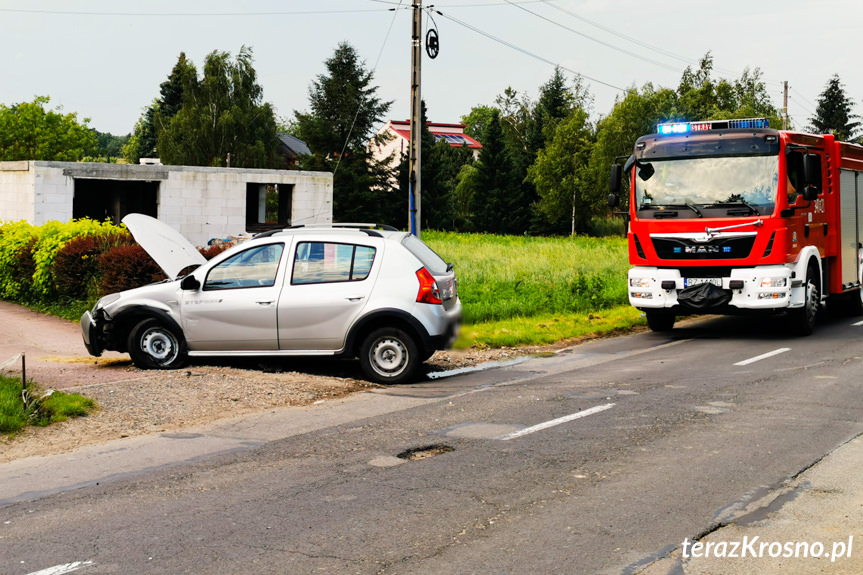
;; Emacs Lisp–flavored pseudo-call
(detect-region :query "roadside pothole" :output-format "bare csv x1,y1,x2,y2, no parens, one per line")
397,444,454,461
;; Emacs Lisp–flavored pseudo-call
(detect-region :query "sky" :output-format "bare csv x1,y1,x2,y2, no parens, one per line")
2,0,862,137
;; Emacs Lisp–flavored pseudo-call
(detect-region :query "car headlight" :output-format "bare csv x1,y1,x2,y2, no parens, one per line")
629,277,652,289
96,293,121,309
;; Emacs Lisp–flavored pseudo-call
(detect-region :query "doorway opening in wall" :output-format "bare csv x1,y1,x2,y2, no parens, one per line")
246,183,292,233
72,179,158,224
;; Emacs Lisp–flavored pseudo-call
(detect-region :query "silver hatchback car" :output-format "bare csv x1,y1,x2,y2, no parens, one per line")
81,214,462,384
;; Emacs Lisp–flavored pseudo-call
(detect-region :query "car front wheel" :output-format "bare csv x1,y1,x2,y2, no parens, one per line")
127,318,187,369
360,327,420,385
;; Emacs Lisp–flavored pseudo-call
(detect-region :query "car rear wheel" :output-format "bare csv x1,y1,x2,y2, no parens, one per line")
360,327,419,385
128,318,187,369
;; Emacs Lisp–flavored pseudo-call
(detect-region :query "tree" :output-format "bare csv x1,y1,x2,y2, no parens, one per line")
461,105,496,145
0,96,97,161
677,53,779,124
156,47,282,168
295,42,398,224
527,107,595,234
810,74,859,141
123,53,195,163
93,130,130,160
471,109,523,234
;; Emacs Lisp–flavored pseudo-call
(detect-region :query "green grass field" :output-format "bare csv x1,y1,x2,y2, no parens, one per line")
423,232,643,347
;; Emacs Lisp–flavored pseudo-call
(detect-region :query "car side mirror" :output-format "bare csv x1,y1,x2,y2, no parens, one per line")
181,275,201,291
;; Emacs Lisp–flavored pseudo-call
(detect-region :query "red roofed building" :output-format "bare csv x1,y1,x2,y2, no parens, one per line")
372,120,483,169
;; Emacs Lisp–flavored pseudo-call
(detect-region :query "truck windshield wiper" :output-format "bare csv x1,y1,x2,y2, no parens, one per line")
639,203,703,217
706,201,760,215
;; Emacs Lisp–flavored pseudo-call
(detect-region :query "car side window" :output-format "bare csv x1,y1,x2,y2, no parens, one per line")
292,242,376,285
204,243,284,290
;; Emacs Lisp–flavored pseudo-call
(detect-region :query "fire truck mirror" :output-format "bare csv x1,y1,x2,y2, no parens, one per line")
608,163,622,201
803,153,822,200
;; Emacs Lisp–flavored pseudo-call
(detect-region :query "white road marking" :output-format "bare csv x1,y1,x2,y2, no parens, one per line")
26,561,93,575
500,403,615,441
734,347,791,366
853,320,863,327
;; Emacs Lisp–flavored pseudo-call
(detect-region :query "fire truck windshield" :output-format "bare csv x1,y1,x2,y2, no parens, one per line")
635,155,779,217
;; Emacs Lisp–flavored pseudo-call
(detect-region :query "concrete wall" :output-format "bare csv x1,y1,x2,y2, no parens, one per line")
0,161,38,222
0,161,333,247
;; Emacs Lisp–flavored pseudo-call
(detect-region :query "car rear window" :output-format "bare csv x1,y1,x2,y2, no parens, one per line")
401,235,449,274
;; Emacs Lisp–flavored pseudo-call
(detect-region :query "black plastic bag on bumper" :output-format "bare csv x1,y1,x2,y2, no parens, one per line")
677,282,731,311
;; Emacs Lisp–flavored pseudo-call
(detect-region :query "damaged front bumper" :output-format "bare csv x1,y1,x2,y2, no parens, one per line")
80,310,104,357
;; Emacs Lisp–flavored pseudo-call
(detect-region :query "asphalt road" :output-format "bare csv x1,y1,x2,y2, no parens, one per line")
3,311,863,575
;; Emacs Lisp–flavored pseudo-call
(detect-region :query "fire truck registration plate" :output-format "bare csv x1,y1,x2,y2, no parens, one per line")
684,278,722,288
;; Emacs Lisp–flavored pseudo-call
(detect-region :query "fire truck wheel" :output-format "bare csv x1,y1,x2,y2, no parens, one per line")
789,266,819,336
645,312,675,332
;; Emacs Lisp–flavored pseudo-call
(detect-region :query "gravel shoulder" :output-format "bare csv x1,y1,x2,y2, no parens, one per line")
0,346,547,463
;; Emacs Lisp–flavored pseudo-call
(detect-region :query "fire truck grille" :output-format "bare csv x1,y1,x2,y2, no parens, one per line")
652,236,757,260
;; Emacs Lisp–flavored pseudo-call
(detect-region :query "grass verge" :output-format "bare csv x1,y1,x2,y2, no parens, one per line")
0,374,97,435
455,305,646,349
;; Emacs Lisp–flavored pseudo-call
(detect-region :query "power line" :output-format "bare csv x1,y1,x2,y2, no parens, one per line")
538,1,696,68
501,0,682,74
790,86,818,112
435,9,628,92
333,0,405,177
0,7,390,17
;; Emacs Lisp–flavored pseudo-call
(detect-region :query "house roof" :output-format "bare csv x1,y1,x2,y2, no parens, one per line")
386,121,482,149
277,133,312,157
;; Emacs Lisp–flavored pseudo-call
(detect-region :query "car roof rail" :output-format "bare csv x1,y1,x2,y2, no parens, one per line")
252,223,401,239
283,223,400,231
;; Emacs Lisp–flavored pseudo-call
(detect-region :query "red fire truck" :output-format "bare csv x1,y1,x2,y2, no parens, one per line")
608,118,863,334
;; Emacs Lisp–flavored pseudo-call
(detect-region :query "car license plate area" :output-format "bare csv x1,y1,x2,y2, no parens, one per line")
683,277,723,288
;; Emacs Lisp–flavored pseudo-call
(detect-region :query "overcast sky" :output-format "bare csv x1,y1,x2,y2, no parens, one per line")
2,0,861,136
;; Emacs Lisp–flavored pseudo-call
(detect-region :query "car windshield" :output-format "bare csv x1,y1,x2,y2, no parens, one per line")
635,155,779,216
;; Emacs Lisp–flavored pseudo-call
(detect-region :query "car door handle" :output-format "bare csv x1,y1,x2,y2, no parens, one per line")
256,300,274,306
346,296,365,302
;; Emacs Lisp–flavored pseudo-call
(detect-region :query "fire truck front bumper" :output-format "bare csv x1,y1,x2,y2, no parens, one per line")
628,266,795,313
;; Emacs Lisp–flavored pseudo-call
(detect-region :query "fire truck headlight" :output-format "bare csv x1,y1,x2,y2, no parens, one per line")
630,291,653,299
759,277,787,288
629,277,652,289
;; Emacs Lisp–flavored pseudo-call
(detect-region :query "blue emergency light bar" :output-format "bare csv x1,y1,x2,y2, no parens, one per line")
656,118,770,134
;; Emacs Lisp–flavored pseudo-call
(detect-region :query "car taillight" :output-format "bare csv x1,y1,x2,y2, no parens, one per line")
416,267,442,304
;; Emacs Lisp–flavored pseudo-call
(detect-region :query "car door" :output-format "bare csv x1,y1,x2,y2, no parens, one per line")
181,242,286,351
278,239,380,351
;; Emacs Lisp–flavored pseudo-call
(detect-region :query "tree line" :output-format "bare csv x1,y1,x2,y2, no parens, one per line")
1,45,861,236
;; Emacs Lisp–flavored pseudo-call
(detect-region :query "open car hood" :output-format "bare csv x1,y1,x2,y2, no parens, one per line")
122,214,207,279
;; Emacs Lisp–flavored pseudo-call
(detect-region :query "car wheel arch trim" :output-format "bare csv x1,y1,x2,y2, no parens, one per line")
344,308,431,356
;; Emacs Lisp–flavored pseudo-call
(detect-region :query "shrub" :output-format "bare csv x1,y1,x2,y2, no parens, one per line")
0,222,38,301
30,219,125,300
98,244,164,294
54,232,133,299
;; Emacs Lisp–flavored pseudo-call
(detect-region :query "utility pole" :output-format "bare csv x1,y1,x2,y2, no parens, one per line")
409,1,422,237
783,81,788,130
